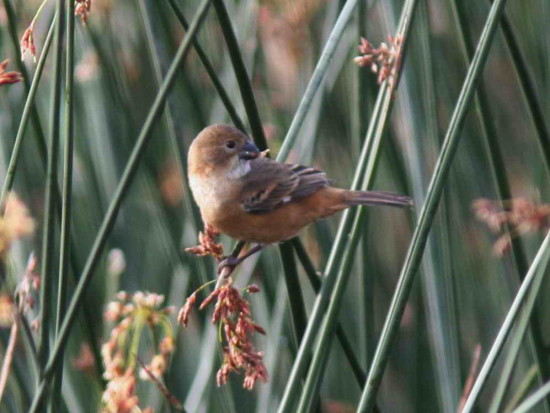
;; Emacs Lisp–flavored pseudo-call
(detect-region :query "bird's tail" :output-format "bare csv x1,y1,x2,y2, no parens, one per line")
343,190,412,208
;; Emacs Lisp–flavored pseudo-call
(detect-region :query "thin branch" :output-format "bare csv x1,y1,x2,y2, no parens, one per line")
0,322,18,403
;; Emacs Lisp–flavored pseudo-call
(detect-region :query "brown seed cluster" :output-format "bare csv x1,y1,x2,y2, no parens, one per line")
21,0,93,62
178,283,268,390
20,24,36,61
473,198,550,255
0,60,22,86
185,224,224,258
354,35,403,86
75,0,92,24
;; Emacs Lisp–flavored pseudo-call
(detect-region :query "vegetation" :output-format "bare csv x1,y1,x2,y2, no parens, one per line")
0,0,549,412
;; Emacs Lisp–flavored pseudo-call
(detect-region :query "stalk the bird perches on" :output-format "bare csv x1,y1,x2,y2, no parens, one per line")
187,124,412,273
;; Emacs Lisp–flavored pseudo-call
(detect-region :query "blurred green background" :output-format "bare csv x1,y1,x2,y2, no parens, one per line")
1,0,550,412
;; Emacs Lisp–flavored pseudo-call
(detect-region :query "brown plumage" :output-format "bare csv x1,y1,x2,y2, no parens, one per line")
188,124,411,244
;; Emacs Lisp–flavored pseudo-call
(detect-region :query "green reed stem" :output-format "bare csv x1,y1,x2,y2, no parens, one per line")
49,0,75,410
512,378,550,413
165,0,246,132
27,1,214,410
291,239,367,386
276,0,360,163
279,242,307,346
461,230,550,412
278,0,417,409
1,0,48,163
37,0,65,375
357,0,509,410
212,0,267,148
0,18,55,208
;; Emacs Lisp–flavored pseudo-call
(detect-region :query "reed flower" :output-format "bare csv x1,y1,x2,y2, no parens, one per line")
20,24,36,61
72,344,96,376
0,193,35,259
0,60,22,86
354,35,403,86
75,0,92,24
101,291,175,412
473,198,550,255
179,281,268,390
185,224,224,258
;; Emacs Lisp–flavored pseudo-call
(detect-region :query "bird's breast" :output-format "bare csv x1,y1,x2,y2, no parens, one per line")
189,173,241,224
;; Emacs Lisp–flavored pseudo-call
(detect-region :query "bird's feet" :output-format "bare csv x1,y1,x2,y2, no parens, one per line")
217,256,242,276
217,244,265,276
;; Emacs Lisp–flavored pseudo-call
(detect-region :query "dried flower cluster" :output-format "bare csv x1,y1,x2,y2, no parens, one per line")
354,35,403,86
473,198,550,255
21,0,93,61
0,254,38,329
20,23,36,61
0,295,14,328
15,254,40,312
0,193,35,259
101,291,176,413
72,344,96,375
75,0,92,24
185,224,224,258
0,60,22,86
178,282,268,390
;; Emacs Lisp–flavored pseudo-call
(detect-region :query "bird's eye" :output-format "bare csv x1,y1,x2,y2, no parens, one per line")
225,140,236,149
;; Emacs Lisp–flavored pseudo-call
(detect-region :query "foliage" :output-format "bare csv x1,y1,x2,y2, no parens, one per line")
0,0,549,412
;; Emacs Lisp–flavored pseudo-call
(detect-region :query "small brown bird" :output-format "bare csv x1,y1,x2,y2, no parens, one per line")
188,124,411,269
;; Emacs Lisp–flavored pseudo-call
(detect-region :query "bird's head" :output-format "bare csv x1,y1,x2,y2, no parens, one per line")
188,124,261,177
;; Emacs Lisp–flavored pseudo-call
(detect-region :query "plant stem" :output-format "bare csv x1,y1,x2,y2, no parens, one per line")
279,242,307,346
212,0,267,148
291,239,366,386
37,0,65,376
27,1,214,410
0,18,55,208
276,0,360,163
49,0,75,410
165,0,246,132
461,231,550,412
1,0,48,163
357,0,510,410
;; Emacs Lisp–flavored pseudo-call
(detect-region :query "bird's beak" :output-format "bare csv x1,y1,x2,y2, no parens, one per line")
239,140,260,160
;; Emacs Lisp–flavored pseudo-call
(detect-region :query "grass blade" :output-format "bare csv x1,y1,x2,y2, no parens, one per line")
279,242,307,346
27,1,214,409
1,0,48,157
165,0,246,132
276,0,359,163
357,0,510,410
449,2,549,410
49,0,76,409
493,1,550,170
37,0,65,373
0,18,55,208
396,2,461,410
288,1,419,411
212,0,267,147
461,230,550,412
291,239,366,385
512,379,550,413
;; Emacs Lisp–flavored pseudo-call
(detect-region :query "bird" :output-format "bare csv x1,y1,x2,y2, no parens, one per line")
187,124,412,272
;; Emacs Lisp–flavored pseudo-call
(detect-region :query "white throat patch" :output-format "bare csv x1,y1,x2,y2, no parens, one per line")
226,159,252,179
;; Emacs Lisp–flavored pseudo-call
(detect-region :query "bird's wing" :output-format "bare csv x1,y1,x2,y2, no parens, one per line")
240,158,329,214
